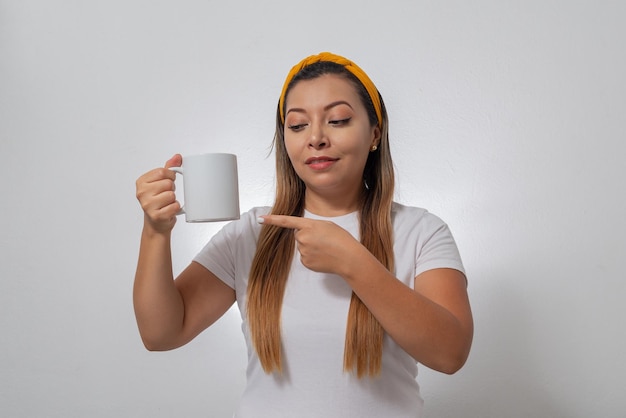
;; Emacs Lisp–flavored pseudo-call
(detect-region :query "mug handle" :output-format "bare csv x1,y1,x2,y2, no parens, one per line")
168,167,185,216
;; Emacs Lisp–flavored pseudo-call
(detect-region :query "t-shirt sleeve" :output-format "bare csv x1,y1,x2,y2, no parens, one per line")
192,222,239,289
192,207,267,290
414,213,466,279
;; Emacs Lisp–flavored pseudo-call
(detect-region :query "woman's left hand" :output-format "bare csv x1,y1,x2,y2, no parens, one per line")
258,215,365,276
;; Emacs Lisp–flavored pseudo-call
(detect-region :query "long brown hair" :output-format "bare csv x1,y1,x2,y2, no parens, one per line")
247,61,395,378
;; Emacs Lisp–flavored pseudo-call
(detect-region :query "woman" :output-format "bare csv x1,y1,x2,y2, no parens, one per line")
134,52,473,417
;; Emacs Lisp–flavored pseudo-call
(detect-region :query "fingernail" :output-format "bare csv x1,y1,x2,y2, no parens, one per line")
256,217,265,224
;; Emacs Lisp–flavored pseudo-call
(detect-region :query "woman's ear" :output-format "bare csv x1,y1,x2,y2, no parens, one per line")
372,125,381,146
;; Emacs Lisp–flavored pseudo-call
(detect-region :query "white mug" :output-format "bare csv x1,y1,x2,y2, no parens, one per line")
169,153,240,222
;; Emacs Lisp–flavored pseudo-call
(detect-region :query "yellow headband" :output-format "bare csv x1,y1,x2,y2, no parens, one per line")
278,52,382,129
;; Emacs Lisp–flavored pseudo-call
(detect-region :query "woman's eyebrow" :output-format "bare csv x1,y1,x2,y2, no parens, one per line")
324,100,353,111
286,100,353,117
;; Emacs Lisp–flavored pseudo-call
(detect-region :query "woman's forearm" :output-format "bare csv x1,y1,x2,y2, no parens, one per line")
133,222,185,350
341,248,473,374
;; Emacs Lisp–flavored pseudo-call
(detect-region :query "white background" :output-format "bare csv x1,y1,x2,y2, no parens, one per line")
1,1,625,417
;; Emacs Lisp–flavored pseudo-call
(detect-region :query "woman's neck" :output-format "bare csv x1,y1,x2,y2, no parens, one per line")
303,189,364,217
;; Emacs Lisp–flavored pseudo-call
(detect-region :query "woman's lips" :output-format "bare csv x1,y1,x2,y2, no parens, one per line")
305,156,339,170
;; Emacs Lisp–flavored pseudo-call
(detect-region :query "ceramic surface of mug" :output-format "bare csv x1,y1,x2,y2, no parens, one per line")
169,153,240,222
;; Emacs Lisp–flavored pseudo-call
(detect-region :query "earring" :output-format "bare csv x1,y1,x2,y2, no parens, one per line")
370,145,378,152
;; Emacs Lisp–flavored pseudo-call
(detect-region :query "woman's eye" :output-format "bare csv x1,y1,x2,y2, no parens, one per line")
287,123,307,131
329,117,351,126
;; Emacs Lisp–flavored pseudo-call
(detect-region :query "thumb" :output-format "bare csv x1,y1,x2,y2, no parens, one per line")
164,154,182,169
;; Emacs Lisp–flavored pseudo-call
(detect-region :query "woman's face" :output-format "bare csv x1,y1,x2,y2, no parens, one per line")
283,74,380,207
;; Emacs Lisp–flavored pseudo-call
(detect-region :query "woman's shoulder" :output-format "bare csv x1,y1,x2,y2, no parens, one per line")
217,206,271,237
243,206,272,219
392,201,430,221
391,202,448,230
237,206,272,225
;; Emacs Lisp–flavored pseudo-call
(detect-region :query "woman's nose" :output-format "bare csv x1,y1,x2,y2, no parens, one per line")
308,122,328,149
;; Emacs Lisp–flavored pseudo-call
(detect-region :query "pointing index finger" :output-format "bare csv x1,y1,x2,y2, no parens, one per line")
257,215,308,230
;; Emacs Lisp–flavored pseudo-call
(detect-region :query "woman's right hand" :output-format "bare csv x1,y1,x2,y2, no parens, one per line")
135,154,183,233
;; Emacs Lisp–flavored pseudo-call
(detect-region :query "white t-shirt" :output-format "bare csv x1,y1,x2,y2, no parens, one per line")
193,202,465,418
